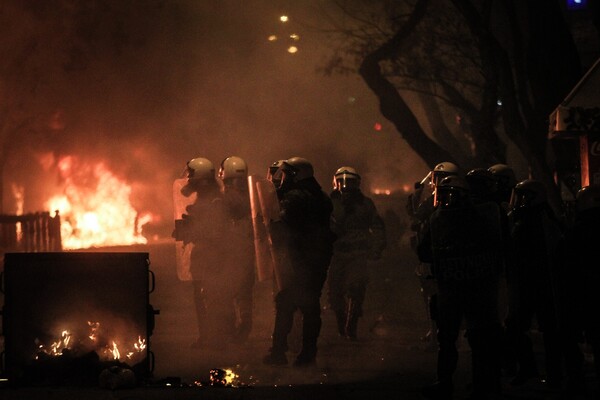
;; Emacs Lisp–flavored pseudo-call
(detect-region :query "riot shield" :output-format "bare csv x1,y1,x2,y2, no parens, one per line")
429,202,503,283
248,175,274,282
255,179,294,292
173,178,196,281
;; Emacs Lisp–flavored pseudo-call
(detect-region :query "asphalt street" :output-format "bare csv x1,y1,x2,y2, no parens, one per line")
0,238,598,399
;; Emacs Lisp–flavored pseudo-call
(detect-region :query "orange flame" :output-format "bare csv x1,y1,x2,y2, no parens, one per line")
35,323,147,363
110,341,120,360
88,321,100,341
45,156,153,249
36,330,73,358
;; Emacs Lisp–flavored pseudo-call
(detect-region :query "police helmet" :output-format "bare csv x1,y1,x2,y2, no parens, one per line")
282,157,314,182
509,179,547,209
218,156,247,181
186,157,215,180
181,157,216,196
432,161,460,186
434,175,470,209
333,166,361,192
576,185,600,213
488,163,517,192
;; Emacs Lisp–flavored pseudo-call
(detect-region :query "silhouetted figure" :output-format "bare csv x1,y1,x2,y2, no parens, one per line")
487,163,518,376
327,166,386,340
558,185,600,395
504,179,564,388
408,162,461,344
419,175,503,399
262,157,335,367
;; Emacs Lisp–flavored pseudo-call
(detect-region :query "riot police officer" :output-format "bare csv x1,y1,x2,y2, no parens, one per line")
556,185,600,394
504,179,564,387
408,162,460,344
218,156,255,342
327,166,386,340
419,175,503,399
486,164,518,375
262,157,336,367
173,157,229,348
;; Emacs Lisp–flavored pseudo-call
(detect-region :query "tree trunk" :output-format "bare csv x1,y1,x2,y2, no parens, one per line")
359,0,458,169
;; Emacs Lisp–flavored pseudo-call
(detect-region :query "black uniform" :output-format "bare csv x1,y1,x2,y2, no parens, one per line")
504,203,564,386
265,176,335,366
419,201,504,398
327,189,386,339
558,204,600,392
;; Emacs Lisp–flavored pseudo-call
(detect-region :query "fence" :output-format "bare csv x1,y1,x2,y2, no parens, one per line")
0,211,61,253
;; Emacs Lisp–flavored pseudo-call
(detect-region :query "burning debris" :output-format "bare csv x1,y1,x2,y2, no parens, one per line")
28,322,148,388
209,368,239,387
44,155,154,249
34,321,147,364
3,252,155,387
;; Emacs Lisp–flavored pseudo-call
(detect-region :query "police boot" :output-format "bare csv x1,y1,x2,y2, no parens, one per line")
294,346,317,368
191,291,208,349
335,309,347,337
263,338,289,366
421,380,453,400
510,334,539,386
263,348,288,366
235,308,253,343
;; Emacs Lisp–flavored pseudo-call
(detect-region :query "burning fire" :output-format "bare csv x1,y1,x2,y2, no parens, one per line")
209,368,239,387
45,156,153,249
35,321,147,364
35,330,73,357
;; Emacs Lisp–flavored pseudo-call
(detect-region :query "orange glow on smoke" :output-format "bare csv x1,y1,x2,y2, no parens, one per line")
45,156,153,249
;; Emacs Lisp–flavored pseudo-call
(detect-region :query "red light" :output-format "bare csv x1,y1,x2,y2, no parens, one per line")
374,122,382,131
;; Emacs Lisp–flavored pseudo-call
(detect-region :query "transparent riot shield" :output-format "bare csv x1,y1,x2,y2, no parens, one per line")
429,202,503,283
255,179,294,292
248,175,274,282
173,178,195,281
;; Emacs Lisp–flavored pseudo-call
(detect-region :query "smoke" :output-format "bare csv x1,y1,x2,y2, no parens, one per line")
1,0,427,237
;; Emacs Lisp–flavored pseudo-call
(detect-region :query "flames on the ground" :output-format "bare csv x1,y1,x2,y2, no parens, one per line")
35,321,147,363
45,156,154,249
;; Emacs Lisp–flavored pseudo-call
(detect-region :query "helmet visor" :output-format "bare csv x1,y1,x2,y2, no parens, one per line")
509,189,536,209
432,171,453,186
335,176,360,192
434,187,464,208
271,168,287,188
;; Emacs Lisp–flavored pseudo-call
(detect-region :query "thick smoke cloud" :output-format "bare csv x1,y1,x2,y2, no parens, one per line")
2,0,427,238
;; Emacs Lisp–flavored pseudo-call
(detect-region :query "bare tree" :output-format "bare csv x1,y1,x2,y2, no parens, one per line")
320,0,587,211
